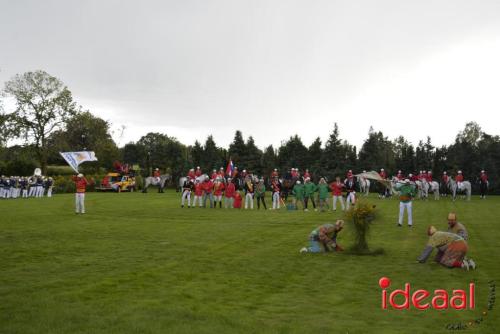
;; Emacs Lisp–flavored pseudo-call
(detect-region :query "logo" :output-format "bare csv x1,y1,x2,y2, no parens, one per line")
379,277,475,310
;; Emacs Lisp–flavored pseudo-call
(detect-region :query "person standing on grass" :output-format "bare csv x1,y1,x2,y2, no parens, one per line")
330,176,345,211
304,178,317,211
181,177,194,208
292,180,305,210
271,177,281,209
317,178,330,212
213,177,225,208
300,220,345,253
244,176,255,209
202,177,214,208
344,175,357,210
72,173,89,214
193,179,203,207
255,178,267,210
395,179,416,227
224,178,236,208
479,170,488,199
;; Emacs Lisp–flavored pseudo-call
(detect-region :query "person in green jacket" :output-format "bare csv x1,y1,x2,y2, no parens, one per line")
304,177,317,211
292,180,305,210
255,178,267,210
395,179,417,227
317,178,330,212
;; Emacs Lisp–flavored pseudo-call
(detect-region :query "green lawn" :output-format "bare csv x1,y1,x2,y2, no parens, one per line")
0,192,498,334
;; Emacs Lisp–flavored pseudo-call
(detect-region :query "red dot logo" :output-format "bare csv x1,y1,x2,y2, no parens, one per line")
379,277,391,289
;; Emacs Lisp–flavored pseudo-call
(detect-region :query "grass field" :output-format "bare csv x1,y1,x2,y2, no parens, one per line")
1,191,498,334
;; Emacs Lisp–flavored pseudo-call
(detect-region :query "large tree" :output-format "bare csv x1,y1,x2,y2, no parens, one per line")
358,127,395,174
3,70,76,173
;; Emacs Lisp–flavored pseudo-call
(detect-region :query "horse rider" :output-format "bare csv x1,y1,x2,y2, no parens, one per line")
188,168,196,180
346,169,353,179
217,167,225,179
153,168,161,184
426,171,433,183
195,166,202,177
378,168,387,198
456,171,464,190
303,169,311,180
396,170,404,180
210,169,218,181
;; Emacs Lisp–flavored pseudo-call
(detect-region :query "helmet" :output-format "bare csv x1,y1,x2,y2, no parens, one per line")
77,173,83,178
458,170,462,174
443,171,447,174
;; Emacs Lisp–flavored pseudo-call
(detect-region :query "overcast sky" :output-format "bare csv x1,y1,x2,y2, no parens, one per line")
1,0,499,149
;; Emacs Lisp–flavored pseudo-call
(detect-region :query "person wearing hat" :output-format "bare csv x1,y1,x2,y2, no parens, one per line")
378,168,387,198
195,166,202,177
396,170,404,181
346,169,353,179
441,171,449,196
72,173,89,214
255,178,267,210
213,177,225,208
271,168,279,179
202,177,214,208
418,226,474,270
300,220,345,253
479,170,488,199
187,168,196,180
291,180,305,210
303,169,311,180
344,175,357,210
303,177,317,211
395,179,416,227
193,179,203,207
456,171,464,190
224,178,236,208
181,177,194,208
217,167,225,179
153,168,161,184
210,169,218,181
329,176,345,211
271,177,282,209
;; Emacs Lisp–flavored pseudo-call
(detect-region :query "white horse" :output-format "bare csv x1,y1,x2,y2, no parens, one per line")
428,181,440,200
357,176,370,196
415,180,428,199
448,179,471,201
142,174,171,193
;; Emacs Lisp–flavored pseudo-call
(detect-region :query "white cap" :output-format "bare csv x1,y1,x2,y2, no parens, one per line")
274,168,277,171
243,169,246,172
197,166,200,169
296,180,301,184
408,173,413,177
381,168,384,171
404,179,410,184
458,170,462,173
398,170,401,173
443,171,447,174
481,170,485,173
77,173,83,178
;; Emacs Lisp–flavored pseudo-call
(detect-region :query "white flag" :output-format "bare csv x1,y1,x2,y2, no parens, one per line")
59,151,98,173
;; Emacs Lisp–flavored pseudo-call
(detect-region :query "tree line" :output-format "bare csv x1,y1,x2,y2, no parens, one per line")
1,70,499,193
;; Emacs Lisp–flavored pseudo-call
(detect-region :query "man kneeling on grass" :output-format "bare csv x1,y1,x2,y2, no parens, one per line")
300,220,344,253
417,226,476,270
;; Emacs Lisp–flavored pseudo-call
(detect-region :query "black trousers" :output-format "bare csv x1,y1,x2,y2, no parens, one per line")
304,196,316,209
256,196,267,209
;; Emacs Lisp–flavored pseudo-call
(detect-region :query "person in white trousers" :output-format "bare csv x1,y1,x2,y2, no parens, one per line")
271,178,281,210
72,173,89,214
181,178,194,208
396,179,416,227
330,177,345,211
344,176,357,210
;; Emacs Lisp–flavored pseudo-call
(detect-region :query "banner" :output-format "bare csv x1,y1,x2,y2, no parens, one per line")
59,151,98,173
226,159,234,177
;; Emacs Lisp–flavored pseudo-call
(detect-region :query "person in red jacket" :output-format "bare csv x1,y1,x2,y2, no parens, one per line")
195,166,202,177
303,169,311,180
396,170,404,180
271,168,279,178
210,169,218,181
224,178,236,208
378,168,387,198
153,168,161,183
217,167,225,179
426,171,433,182
329,176,345,211
202,178,214,208
456,171,464,190
213,177,225,208
72,173,89,214
188,168,196,180
233,190,242,209
442,172,449,184
193,180,203,207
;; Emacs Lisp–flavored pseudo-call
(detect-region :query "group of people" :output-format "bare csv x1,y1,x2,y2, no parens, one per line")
0,175,54,199
179,167,360,211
